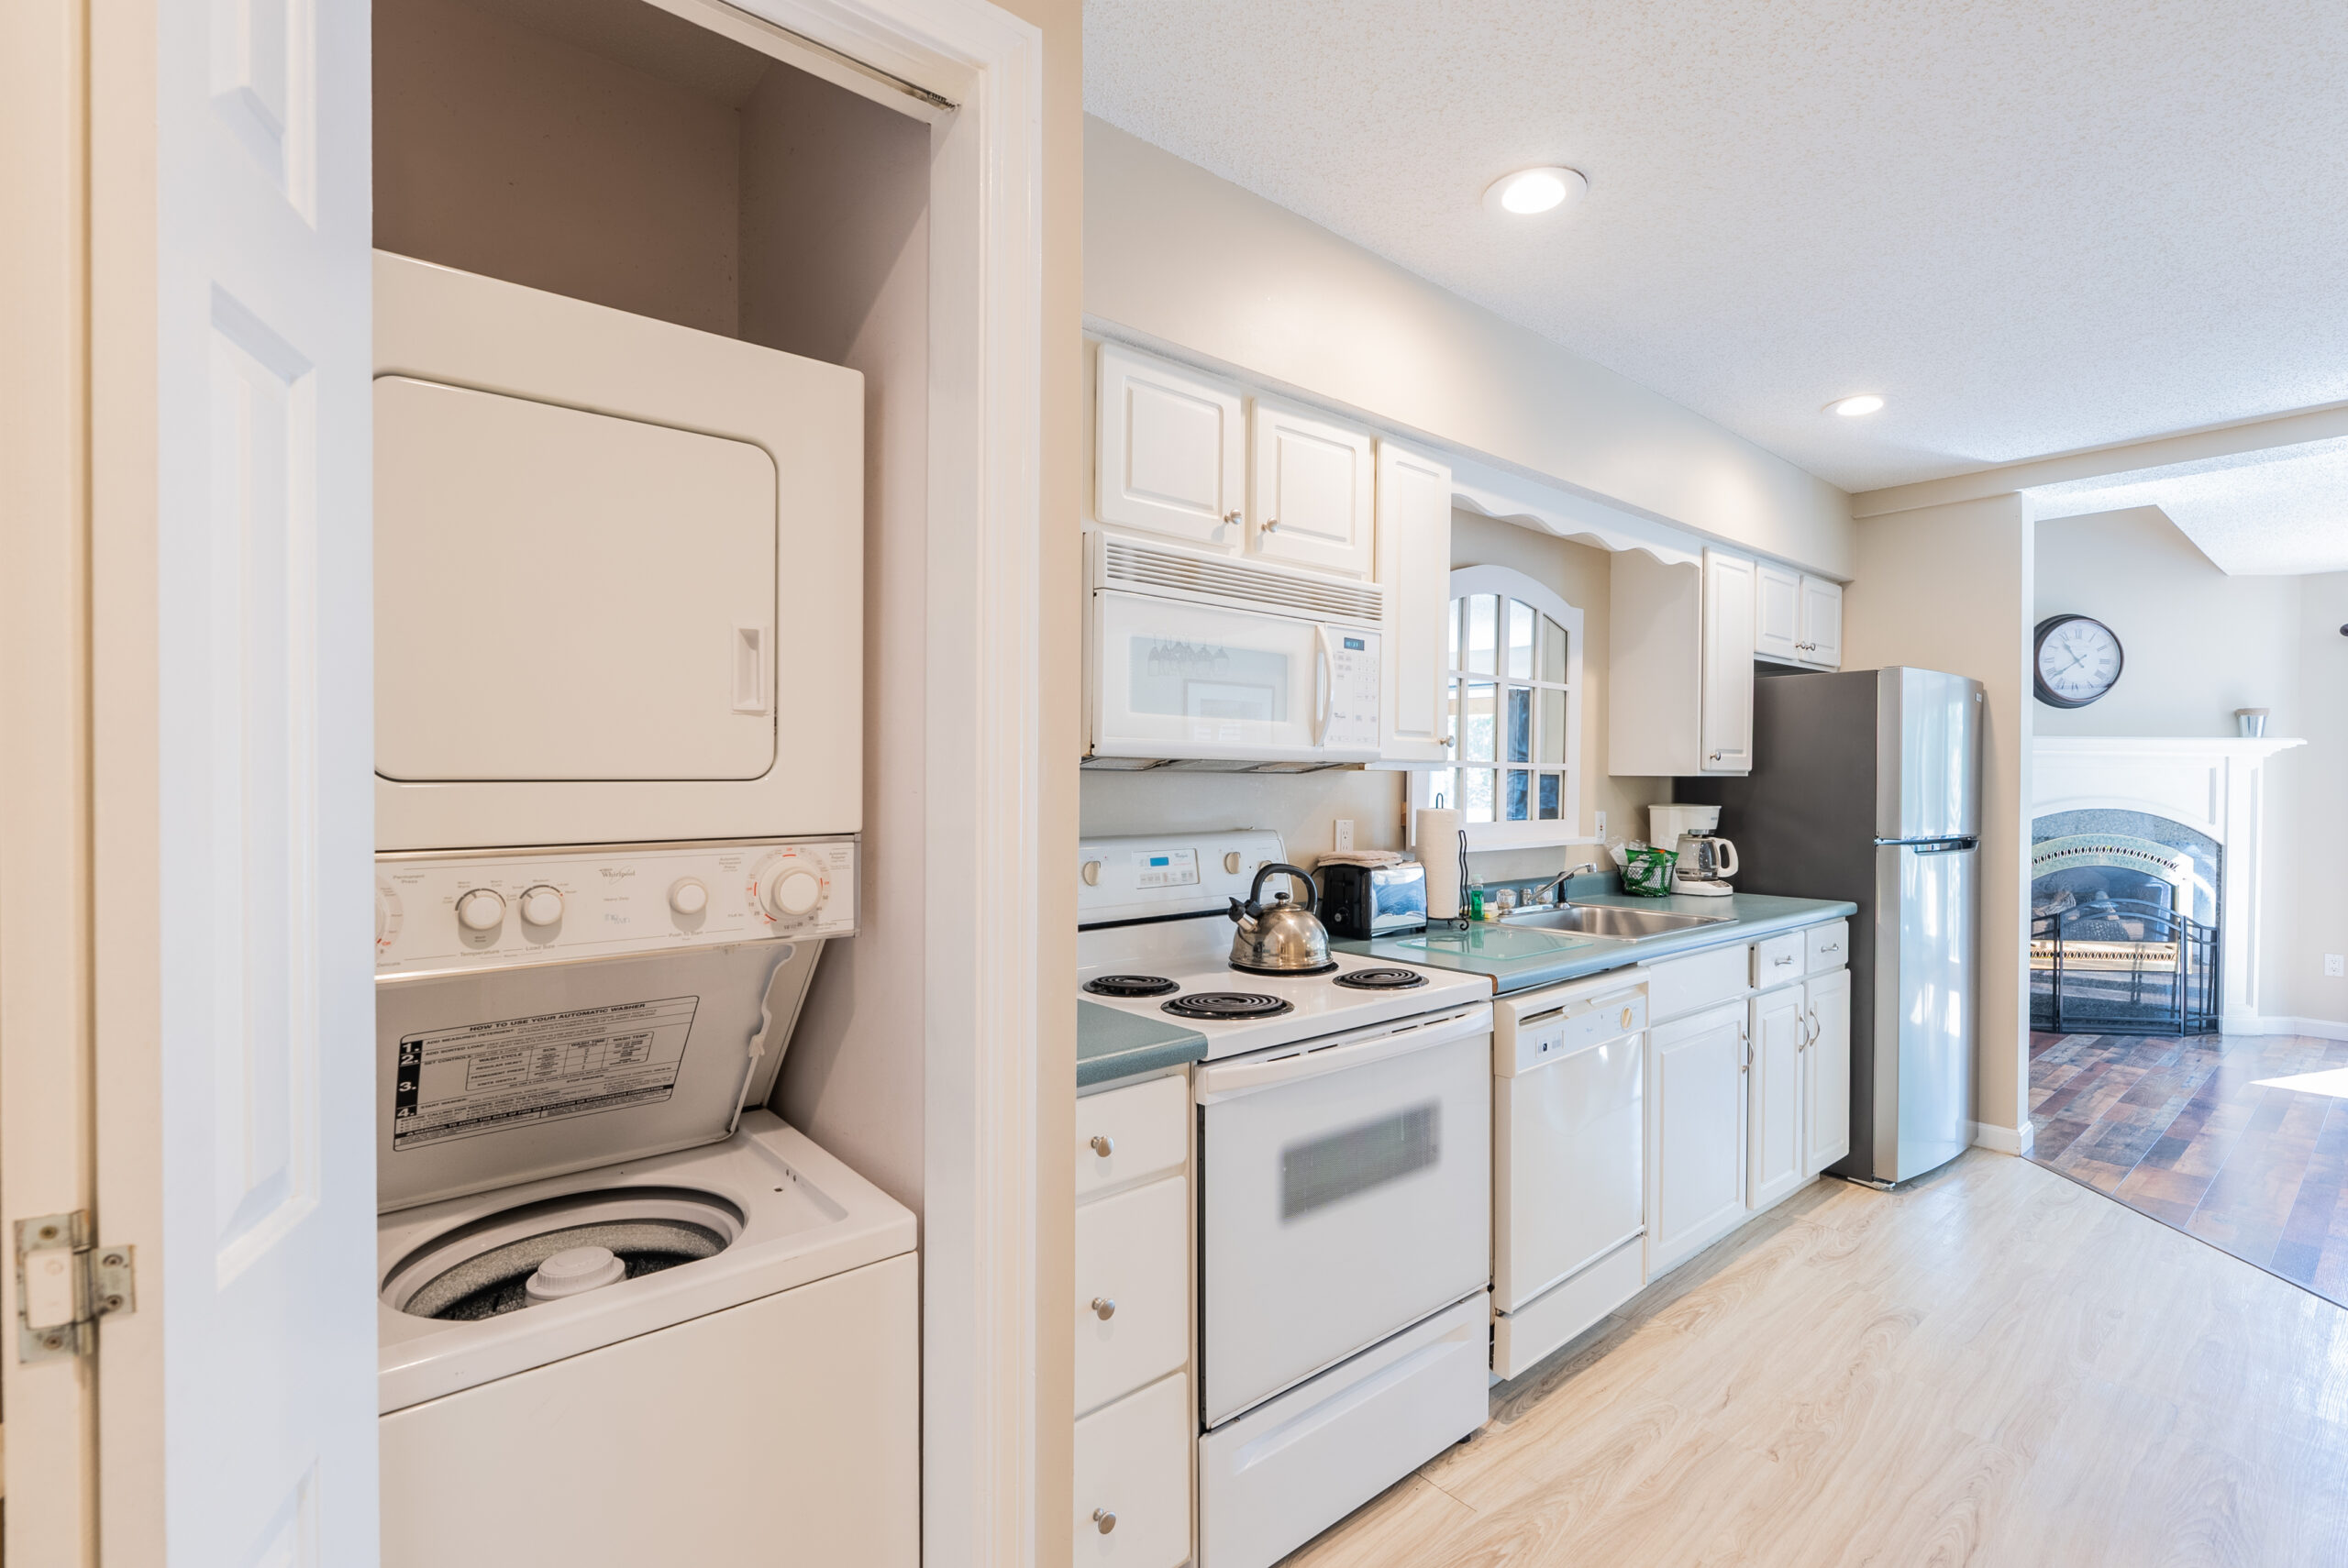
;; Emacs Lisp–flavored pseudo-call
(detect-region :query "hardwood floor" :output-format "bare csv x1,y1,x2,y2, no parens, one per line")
1280,1153,2348,1567
2029,1030,2348,1307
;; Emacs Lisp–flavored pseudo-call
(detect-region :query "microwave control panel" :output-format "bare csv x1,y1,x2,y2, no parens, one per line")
376,837,857,978
1325,629,1381,750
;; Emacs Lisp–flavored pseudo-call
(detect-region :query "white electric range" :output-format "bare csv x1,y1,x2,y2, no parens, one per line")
1078,831,1494,1568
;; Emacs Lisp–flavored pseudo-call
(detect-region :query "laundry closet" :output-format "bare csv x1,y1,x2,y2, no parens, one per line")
369,0,931,1561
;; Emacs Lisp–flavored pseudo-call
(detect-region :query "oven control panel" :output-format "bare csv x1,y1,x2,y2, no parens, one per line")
376,837,857,977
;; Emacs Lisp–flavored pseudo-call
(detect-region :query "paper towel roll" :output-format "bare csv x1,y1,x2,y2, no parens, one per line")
1415,808,1464,918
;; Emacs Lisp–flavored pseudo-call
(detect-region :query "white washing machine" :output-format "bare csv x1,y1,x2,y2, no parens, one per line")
374,840,915,1568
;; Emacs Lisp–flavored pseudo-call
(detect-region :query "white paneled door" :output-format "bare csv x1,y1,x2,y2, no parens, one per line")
1249,398,1376,579
1754,560,1801,663
1096,342,1246,547
1700,549,1755,772
91,0,380,1559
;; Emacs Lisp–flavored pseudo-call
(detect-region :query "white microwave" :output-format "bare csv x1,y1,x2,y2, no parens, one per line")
1083,531,1386,767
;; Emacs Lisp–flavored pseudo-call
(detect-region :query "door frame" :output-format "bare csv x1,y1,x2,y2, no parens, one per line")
4,0,1047,1562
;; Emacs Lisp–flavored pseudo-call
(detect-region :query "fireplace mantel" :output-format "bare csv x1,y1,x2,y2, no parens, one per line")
2032,734,2306,1030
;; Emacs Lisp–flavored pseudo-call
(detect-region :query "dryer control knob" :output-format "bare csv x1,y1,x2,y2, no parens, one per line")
455,889,506,933
517,886,564,927
669,878,708,916
769,869,823,919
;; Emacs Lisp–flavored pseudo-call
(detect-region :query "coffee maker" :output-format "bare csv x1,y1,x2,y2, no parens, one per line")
1647,804,1739,898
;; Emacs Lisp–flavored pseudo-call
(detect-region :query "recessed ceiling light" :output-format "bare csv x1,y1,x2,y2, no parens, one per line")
1828,394,1886,417
1484,167,1587,216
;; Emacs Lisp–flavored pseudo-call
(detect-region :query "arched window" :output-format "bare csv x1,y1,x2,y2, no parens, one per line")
1415,565,1586,849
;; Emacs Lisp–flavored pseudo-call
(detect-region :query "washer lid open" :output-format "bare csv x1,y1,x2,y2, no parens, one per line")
376,942,817,1214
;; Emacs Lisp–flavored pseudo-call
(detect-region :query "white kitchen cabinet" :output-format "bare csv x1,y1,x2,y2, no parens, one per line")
1249,397,1376,580
1754,560,1801,664
1746,983,1806,1211
1799,575,1844,667
1608,549,1755,777
1700,549,1756,772
1074,1174,1189,1418
1803,966,1853,1174
1073,1372,1191,1568
1375,440,1453,761
1095,342,1246,549
1646,1001,1748,1276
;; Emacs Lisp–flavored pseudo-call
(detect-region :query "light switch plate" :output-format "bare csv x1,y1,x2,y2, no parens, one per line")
1594,810,1608,841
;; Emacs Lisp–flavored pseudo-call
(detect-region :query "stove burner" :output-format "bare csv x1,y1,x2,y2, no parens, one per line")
1162,992,1294,1021
1333,967,1429,991
1084,974,1180,998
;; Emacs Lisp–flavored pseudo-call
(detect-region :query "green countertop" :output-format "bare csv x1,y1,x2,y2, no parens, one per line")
1334,881,1858,996
1077,998,1208,1088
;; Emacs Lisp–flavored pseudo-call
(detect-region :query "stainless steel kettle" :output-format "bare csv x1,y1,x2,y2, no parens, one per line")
1226,863,1335,976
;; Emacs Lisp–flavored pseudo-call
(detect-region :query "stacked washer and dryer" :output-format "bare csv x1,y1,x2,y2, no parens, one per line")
371,253,916,1566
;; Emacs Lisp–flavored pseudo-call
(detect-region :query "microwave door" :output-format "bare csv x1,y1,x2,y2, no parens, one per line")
1091,591,1324,761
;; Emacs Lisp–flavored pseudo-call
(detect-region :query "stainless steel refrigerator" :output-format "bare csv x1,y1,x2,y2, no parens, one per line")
1680,667,1983,1185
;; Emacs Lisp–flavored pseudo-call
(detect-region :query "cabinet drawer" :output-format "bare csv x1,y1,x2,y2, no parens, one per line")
1753,933,1804,988
1074,1372,1191,1568
1805,920,1850,974
1642,943,1751,1021
1077,1073,1189,1200
1075,1175,1190,1416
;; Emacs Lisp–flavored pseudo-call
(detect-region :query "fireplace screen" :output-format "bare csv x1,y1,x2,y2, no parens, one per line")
2029,834,2218,1036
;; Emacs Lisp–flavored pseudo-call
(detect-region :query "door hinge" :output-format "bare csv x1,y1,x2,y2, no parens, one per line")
15,1211,135,1363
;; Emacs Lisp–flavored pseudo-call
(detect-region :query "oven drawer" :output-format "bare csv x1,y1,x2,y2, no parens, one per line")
1074,1174,1189,1417
1076,1073,1189,1201
1198,1292,1487,1568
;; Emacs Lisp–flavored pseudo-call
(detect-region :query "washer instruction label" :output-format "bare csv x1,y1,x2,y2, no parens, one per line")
392,995,700,1149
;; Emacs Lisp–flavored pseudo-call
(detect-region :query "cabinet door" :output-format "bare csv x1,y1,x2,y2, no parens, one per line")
1249,398,1376,579
1074,1175,1190,1417
1799,575,1844,668
1375,441,1452,759
1647,1003,1747,1276
1072,1373,1191,1568
1096,342,1245,548
1700,549,1755,773
1746,985,1806,1210
1753,560,1801,664
1804,966,1853,1174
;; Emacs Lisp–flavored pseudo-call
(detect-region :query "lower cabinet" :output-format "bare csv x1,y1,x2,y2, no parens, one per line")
1073,1372,1191,1568
1803,967,1853,1173
1646,1001,1748,1276
1746,983,1806,1211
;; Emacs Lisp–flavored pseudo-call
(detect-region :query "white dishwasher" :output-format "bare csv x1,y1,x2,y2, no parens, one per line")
1491,972,1649,1379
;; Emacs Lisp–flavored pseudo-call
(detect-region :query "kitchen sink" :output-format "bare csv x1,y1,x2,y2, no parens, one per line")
1501,904,1736,940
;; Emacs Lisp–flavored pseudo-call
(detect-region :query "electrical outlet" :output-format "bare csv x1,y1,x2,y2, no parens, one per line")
1593,810,1608,842
2327,955,2345,977
1333,819,1355,852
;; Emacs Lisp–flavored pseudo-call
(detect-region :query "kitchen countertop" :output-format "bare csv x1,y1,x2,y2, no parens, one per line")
1077,998,1208,1088
1333,882,1858,995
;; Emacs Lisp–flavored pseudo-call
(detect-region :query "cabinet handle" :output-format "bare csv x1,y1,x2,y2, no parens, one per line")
1089,1134,1114,1157
1091,1297,1117,1320
1739,1022,1751,1071
1261,517,1280,533
1809,1006,1822,1045
1092,1509,1117,1535
1222,510,1241,526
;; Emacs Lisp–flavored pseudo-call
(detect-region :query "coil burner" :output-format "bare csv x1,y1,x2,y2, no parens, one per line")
1162,992,1293,1021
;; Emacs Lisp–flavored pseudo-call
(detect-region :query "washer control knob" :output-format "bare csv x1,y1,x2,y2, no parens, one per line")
517,885,564,927
455,889,506,933
669,878,709,916
770,869,823,919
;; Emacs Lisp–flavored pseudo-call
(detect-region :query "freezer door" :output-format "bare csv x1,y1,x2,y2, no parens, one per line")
1872,843,1977,1181
1877,668,1984,843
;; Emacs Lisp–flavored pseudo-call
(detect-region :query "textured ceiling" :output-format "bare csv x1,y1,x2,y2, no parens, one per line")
2031,439,2348,577
1084,0,2348,498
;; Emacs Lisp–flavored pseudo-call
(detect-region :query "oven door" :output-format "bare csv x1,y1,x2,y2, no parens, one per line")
1090,589,1380,763
1196,1005,1492,1428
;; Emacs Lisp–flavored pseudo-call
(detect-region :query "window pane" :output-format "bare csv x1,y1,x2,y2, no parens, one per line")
1466,595,1498,676
1538,689,1565,764
1426,767,1458,812
1506,600,1534,680
1448,599,1462,672
1538,772,1562,821
1506,686,1531,762
1541,614,1568,684
1463,767,1495,823
1462,681,1497,761
1505,769,1531,822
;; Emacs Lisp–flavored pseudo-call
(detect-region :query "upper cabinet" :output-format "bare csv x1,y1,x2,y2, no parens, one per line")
1755,559,1844,670
1700,550,1756,772
1607,549,1754,777
1095,342,1246,548
1375,442,1453,762
1249,398,1376,580
1797,575,1843,668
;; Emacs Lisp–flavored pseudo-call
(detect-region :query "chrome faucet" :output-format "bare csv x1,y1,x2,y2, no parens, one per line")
1529,861,1604,910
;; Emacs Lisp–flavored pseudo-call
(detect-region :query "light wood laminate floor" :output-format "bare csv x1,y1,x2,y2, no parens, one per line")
1281,1152,2348,1567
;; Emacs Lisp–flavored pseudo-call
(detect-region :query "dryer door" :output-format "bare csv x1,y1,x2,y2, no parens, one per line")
374,375,778,783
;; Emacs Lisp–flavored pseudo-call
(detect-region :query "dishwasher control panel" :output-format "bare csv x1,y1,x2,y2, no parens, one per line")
1498,978,1647,1077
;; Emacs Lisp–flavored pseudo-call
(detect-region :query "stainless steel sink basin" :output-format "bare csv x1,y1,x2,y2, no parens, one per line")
1501,904,1736,940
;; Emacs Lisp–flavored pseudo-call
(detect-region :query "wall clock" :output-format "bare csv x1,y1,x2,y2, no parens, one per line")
2033,614,2124,708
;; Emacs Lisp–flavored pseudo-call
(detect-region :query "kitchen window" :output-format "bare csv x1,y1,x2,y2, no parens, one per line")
1417,565,1585,849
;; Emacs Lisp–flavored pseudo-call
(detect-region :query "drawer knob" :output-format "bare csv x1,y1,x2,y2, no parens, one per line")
1089,1134,1114,1158
1092,1508,1117,1534
1091,1296,1117,1320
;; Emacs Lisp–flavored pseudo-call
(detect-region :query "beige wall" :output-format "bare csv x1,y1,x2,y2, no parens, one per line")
1084,117,1855,580
1844,494,2034,1143
2289,576,2348,1025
